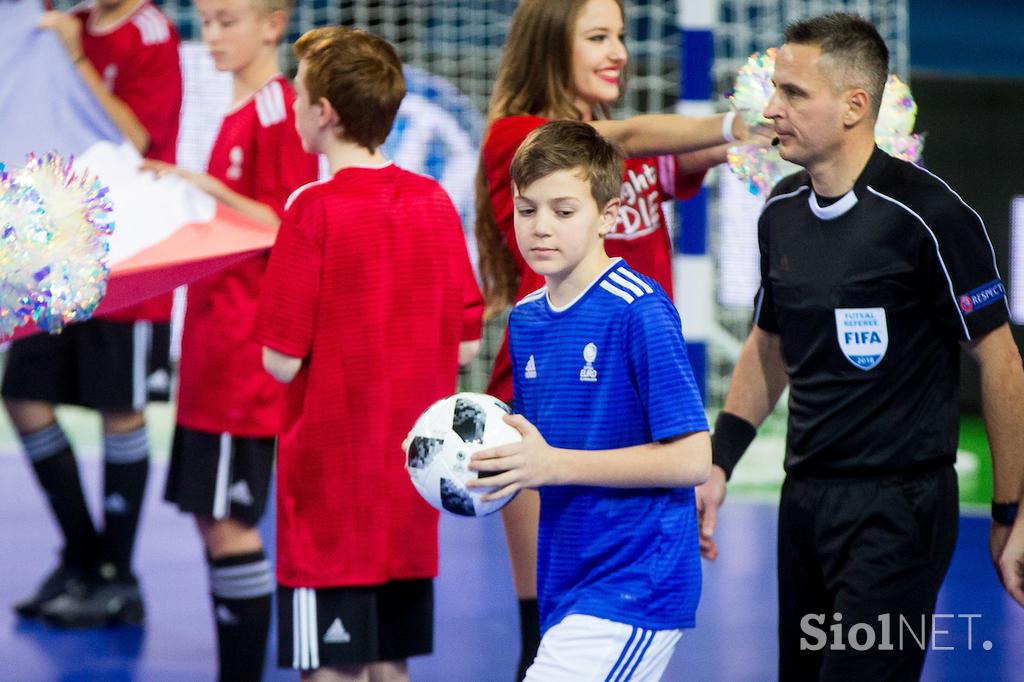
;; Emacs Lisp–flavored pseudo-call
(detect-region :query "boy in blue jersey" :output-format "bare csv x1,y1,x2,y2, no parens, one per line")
469,120,711,681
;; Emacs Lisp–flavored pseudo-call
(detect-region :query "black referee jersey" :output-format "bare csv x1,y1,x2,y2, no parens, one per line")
754,146,1009,477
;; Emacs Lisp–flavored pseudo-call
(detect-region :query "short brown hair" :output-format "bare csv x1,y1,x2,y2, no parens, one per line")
510,120,624,209
293,27,405,150
784,13,889,119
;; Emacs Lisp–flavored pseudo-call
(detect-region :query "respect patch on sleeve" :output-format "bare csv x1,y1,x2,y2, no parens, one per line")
958,279,1005,314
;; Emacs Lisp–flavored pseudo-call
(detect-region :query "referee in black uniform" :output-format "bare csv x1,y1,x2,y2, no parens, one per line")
696,13,1024,680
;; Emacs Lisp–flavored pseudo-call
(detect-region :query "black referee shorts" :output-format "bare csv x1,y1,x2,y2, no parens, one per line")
777,465,958,681
1,318,171,410
278,580,434,670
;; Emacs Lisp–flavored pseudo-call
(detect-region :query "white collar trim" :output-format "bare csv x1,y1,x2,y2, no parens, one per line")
808,190,858,220
546,258,623,312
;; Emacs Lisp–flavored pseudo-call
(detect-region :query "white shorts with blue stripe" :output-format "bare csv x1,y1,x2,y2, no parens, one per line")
525,614,681,682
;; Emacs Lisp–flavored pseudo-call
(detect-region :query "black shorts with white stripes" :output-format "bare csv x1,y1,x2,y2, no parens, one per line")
164,425,274,526
278,580,434,670
1,318,171,410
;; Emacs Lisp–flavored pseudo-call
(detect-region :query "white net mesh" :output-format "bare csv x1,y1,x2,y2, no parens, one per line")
149,0,682,117
715,0,909,81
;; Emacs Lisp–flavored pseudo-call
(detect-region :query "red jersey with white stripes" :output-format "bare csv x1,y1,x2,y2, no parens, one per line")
73,0,183,321
176,76,319,436
482,115,707,403
73,0,181,164
254,165,484,586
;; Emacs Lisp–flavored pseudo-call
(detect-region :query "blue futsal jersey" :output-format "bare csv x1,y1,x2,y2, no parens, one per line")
508,259,709,633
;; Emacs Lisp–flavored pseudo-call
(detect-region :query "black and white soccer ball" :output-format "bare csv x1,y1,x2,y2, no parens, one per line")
405,392,521,517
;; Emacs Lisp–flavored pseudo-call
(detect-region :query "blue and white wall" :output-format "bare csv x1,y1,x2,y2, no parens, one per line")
673,0,718,400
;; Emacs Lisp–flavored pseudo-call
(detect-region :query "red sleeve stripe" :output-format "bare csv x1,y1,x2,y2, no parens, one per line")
256,81,287,128
133,6,170,45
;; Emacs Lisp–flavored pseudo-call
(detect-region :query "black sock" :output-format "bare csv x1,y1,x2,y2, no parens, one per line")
101,427,150,579
517,598,540,680
22,424,99,569
209,550,274,682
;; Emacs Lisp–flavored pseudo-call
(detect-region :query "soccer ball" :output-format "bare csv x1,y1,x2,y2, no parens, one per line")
405,392,522,517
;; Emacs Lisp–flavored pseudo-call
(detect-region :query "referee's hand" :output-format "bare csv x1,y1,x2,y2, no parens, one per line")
993,519,1024,608
696,466,728,560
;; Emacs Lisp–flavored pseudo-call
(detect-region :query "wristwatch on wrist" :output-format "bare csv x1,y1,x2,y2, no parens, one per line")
992,501,1019,526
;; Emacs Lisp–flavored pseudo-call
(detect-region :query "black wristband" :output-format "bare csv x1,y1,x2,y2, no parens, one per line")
710,411,757,481
992,501,1019,526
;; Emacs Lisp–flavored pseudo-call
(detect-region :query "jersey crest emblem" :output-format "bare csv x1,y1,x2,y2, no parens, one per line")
580,343,598,382
834,308,888,370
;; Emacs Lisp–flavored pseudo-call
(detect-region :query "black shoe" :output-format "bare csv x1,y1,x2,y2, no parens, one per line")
41,574,145,628
13,562,83,619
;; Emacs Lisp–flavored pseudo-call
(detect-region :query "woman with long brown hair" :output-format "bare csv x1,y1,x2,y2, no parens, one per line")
477,0,756,677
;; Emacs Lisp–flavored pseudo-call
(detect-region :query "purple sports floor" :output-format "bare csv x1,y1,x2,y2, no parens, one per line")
2,451,1023,680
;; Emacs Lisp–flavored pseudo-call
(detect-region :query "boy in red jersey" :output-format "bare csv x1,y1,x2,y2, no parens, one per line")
4,0,181,627
254,26,483,680
146,0,318,679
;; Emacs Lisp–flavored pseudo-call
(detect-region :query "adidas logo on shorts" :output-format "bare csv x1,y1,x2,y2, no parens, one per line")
228,480,254,506
323,617,351,644
146,369,170,392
